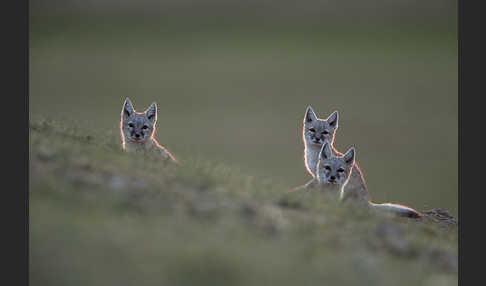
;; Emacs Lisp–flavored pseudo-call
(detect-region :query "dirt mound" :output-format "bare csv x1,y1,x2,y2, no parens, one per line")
421,208,457,227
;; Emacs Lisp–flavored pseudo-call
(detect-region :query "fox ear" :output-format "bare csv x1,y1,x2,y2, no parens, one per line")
343,147,355,166
122,98,135,119
327,111,338,128
320,142,333,160
304,106,318,123
145,102,157,123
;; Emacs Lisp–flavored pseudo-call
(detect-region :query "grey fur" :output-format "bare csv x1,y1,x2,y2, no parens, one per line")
302,106,369,202
302,106,421,218
311,142,421,218
315,143,356,198
120,98,177,163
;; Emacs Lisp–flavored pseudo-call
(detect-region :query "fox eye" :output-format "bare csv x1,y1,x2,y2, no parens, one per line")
322,130,329,135
128,123,134,128
142,125,149,130
309,128,316,133
337,168,344,173
324,166,331,171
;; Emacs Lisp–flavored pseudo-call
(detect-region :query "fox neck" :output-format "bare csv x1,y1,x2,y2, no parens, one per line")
316,180,344,196
123,135,156,151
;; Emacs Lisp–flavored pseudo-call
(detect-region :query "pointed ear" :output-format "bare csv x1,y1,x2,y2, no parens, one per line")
343,147,355,166
320,142,333,160
122,98,135,119
145,102,157,123
327,111,338,128
304,106,318,123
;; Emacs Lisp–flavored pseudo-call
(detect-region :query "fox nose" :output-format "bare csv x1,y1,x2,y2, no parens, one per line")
329,176,336,181
135,133,141,139
313,137,321,143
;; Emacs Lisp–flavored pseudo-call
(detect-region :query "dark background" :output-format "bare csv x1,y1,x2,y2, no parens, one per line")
30,0,457,215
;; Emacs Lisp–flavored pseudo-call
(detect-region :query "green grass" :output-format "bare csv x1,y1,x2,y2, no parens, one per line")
30,119,457,286
30,14,458,284
29,17,457,216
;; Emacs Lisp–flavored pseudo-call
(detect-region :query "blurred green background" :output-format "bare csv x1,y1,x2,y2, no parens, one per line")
30,0,457,215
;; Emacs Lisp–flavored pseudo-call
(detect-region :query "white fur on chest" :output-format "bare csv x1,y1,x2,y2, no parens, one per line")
304,143,321,176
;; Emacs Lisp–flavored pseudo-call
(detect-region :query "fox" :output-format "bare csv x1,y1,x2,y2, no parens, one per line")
120,97,177,163
301,106,369,202
308,142,422,218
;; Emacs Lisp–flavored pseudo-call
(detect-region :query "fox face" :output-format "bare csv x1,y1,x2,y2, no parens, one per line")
316,142,355,185
303,106,338,146
121,98,157,143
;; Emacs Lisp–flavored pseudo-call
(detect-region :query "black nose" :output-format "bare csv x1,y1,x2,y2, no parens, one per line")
330,176,336,181
135,134,140,138
313,138,320,142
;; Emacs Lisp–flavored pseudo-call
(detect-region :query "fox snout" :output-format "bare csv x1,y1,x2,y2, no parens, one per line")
312,137,323,144
132,131,142,140
129,130,147,141
322,175,338,184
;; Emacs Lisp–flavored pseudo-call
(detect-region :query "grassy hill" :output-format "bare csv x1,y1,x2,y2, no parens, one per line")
29,16,458,216
29,119,457,286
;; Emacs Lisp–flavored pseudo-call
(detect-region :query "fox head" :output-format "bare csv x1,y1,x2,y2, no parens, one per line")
316,142,355,186
120,98,157,143
303,106,338,147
